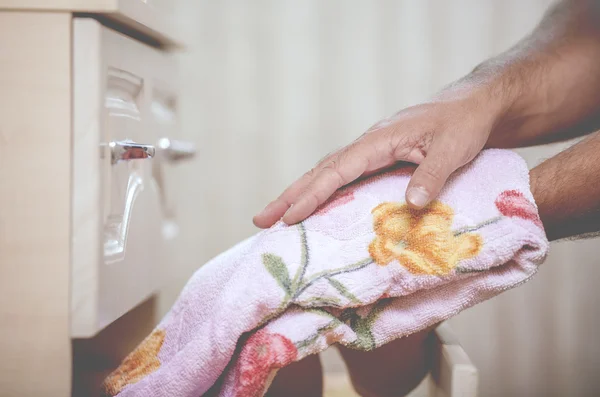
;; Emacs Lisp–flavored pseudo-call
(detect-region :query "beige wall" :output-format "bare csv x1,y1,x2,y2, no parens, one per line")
163,1,600,396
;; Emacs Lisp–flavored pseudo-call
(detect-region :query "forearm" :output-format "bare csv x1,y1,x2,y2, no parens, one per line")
454,0,600,148
531,131,600,241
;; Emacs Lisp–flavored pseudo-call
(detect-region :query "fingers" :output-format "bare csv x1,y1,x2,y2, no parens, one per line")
282,139,398,225
254,148,368,227
281,157,365,225
254,135,396,227
405,139,466,209
253,147,349,228
253,171,315,228
254,119,476,226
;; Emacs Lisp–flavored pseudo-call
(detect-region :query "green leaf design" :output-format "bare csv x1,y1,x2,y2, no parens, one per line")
295,320,341,350
343,300,392,351
326,276,361,305
300,296,342,307
293,258,373,300
291,223,310,291
453,215,502,236
262,253,292,296
351,317,377,350
337,309,374,349
455,267,487,274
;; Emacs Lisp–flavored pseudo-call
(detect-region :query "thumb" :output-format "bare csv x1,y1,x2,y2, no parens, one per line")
405,142,464,209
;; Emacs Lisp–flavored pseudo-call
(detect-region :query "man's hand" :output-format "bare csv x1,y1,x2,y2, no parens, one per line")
253,0,600,229
253,88,503,228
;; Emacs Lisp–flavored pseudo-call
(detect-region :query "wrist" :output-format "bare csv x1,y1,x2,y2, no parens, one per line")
432,71,517,142
456,61,534,148
436,75,513,116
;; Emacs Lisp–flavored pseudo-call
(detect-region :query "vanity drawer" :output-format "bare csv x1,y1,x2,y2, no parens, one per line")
0,0,180,46
71,18,180,337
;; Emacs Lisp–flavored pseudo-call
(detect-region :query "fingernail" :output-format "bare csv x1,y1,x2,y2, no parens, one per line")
407,186,429,208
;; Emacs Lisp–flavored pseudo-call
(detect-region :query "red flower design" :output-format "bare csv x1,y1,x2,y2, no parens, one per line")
233,329,298,396
495,190,543,228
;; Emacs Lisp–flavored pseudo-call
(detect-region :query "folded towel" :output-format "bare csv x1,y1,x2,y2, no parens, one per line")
103,149,549,397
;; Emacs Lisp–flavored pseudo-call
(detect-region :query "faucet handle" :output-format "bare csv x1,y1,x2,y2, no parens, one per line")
107,140,155,165
157,138,196,163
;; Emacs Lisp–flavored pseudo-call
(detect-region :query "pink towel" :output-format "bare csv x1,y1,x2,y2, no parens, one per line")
103,149,549,397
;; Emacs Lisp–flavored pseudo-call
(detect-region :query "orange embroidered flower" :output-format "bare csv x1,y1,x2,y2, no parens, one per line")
368,201,482,275
102,329,166,396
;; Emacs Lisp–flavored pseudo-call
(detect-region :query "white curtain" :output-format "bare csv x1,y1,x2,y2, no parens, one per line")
165,1,600,395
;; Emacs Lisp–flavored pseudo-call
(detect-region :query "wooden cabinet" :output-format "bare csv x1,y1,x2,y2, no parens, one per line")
0,7,186,397
0,0,180,45
71,18,179,338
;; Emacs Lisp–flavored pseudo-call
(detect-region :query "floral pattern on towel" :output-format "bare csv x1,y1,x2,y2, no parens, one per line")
102,329,165,396
495,189,543,228
369,201,482,275
232,329,297,396
262,191,534,310
102,177,547,396
261,223,373,309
